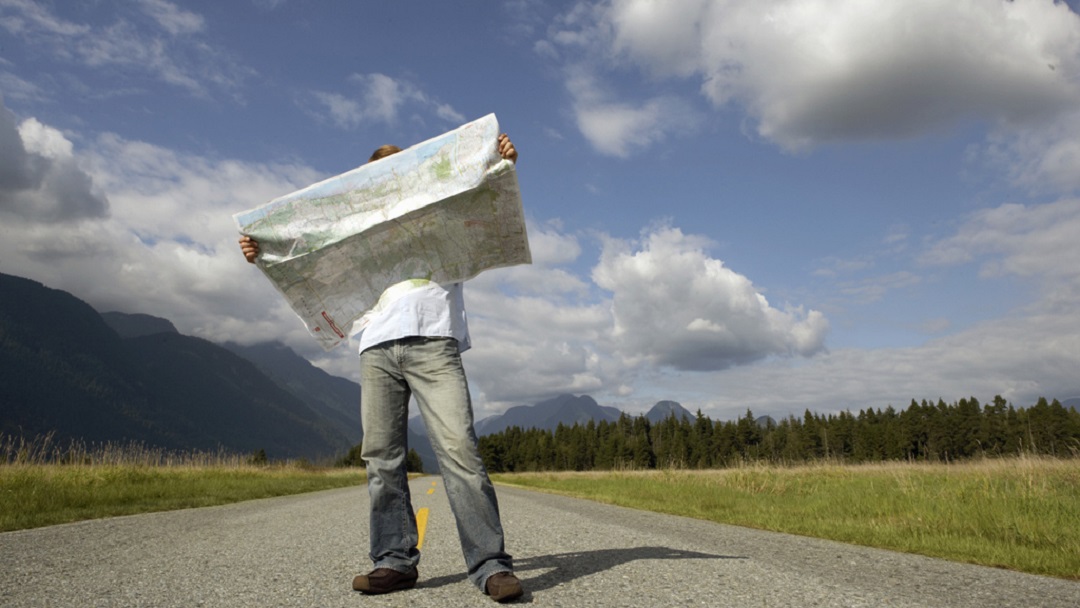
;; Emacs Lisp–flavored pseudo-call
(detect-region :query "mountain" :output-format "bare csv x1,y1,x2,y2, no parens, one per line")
1062,397,1080,413
645,400,693,423
222,341,362,446
0,272,354,460
2,273,158,445
473,394,621,436
101,311,179,337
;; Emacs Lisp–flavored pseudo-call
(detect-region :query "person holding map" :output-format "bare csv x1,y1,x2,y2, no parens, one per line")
238,132,524,603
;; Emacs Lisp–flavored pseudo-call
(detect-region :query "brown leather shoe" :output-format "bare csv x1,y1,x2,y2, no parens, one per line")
485,571,524,603
352,567,418,595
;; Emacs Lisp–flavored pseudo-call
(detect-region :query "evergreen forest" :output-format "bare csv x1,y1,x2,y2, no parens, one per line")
477,397,1080,472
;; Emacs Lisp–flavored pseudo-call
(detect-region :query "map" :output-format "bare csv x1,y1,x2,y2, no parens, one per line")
233,114,531,351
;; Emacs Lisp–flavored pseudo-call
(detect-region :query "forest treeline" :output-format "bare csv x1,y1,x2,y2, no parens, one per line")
477,396,1080,472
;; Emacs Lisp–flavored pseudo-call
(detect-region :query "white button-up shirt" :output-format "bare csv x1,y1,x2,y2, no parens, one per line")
355,279,471,354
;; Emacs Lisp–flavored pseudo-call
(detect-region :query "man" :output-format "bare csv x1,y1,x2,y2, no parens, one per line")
238,133,524,603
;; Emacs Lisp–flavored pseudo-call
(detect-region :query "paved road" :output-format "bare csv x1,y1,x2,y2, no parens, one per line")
2,477,1077,607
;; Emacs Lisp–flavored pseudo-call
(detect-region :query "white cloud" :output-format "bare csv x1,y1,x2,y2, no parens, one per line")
378,196,1080,419
0,0,248,98
486,225,591,297
4,103,1076,421
557,55,702,157
573,93,693,158
0,102,326,355
674,299,1080,421
465,287,614,409
138,0,205,36
0,101,108,222
252,0,289,9
310,92,366,130
351,73,406,124
309,73,465,130
0,71,44,103
835,270,922,305
547,0,1080,158
0,0,88,37
460,226,612,411
921,197,1080,283
592,225,828,370
0,107,621,418
979,109,1080,195
438,222,820,413
659,195,1080,419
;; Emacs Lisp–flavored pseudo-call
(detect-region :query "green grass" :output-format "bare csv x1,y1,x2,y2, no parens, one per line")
491,457,1080,580
0,433,365,532
0,464,365,532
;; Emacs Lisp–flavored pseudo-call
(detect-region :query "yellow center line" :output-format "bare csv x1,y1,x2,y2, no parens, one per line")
416,508,429,550
416,480,438,550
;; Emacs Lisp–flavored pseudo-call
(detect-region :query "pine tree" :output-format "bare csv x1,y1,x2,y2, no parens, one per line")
405,448,424,473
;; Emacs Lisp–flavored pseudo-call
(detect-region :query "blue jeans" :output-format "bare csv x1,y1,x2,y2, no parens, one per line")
359,336,513,590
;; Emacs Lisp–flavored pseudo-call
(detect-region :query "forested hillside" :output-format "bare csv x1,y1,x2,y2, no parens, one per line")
0,273,356,459
478,397,1080,472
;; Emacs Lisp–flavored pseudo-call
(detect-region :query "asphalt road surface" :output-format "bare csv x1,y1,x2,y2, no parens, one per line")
2,477,1077,607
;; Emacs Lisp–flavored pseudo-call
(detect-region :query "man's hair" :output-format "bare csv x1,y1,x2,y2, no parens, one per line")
368,145,402,163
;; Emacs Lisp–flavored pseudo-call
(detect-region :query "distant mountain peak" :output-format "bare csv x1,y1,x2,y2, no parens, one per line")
473,393,620,436
646,400,693,423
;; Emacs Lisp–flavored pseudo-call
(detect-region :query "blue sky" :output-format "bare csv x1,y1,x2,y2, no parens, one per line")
2,0,1080,421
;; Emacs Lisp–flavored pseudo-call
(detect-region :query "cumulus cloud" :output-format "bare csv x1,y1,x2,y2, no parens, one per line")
664,305,1080,420
309,73,465,130
0,100,108,221
5,104,1074,420
0,105,326,357
547,0,1080,155
465,287,615,408
459,226,614,409
593,226,828,370
620,200,1080,417
463,223,833,413
649,195,1080,418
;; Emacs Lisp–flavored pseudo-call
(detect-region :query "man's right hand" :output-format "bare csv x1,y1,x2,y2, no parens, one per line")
238,235,260,264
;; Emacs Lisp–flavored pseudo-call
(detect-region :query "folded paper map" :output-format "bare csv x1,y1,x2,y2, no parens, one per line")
233,114,531,350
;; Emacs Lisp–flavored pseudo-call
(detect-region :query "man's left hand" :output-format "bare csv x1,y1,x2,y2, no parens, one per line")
498,133,518,163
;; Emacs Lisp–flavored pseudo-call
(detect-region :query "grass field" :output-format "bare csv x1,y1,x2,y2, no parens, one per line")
491,457,1080,580
0,434,365,532
4,434,1077,580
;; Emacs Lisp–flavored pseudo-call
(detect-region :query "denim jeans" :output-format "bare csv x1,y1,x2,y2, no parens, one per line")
360,336,513,590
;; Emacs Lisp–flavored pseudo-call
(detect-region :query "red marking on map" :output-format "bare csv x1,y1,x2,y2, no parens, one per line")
322,312,345,338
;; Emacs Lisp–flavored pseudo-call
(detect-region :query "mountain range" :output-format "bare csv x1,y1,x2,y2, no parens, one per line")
1,272,698,468
1,272,364,459
7,271,1072,466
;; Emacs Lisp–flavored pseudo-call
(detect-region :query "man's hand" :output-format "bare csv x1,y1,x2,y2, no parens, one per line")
238,235,260,264
498,133,518,163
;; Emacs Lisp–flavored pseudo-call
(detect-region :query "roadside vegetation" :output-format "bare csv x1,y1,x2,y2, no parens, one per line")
5,407,1079,582
492,456,1080,580
0,433,365,532
478,397,1080,472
